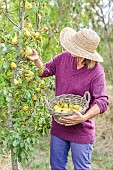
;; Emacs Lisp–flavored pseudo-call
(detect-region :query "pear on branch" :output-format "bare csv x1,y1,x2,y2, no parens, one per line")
23,106,29,111
31,30,36,37
32,96,37,102
18,31,23,38
40,81,46,89
35,32,41,41
11,62,17,70
25,1,33,10
14,79,19,86
35,87,41,93
25,22,32,29
25,28,31,38
0,37,5,43
12,35,18,45
25,46,33,55
28,70,34,76
42,26,49,33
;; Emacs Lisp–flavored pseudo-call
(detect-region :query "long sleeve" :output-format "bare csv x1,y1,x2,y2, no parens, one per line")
91,73,108,113
40,53,61,78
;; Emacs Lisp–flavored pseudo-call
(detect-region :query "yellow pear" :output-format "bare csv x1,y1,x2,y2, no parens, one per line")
42,26,49,33
73,105,82,110
24,73,29,77
59,102,64,108
35,87,41,92
11,62,17,70
25,22,32,29
40,81,46,89
28,70,34,76
23,106,29,111
24,69,29,73
18,31,23,38
25,46,33,55
54,105,62,113
14,79,19,86
12,36,18,45
31,31,36,37
53,105,60,111
32,96,37,101
56,101,63,108
0,37,5,43
69,103,74,109
35,32,41,41
63,103,68,108
61,108,72,113
25,29,31,38
25,1,32,10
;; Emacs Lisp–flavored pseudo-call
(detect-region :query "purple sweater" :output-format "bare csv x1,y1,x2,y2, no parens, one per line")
41,51,108,144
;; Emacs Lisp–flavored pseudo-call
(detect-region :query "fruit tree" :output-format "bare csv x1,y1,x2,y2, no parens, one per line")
0,0,56,169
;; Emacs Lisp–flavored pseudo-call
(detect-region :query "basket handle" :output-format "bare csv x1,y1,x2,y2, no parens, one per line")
83,91,90,104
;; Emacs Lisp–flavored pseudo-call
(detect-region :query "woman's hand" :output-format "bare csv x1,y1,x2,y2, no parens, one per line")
24,49,40,61
59,109,87,126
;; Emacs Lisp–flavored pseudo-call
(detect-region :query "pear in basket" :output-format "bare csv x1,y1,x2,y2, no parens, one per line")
57,101,64,108
53,105,62,113
73,105,82,110
61,108,72,113
63,103,68,108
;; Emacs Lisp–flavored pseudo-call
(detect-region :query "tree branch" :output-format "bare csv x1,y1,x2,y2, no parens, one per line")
20,0,26,29
4,0,19,27
36,2,41,29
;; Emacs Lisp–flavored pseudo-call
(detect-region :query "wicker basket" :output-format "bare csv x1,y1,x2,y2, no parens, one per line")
44,91,90,125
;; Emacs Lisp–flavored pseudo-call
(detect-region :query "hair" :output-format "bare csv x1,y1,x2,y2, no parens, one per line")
83,59,97,69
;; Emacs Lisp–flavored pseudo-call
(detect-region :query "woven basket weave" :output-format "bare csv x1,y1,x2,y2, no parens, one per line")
45,91,90,125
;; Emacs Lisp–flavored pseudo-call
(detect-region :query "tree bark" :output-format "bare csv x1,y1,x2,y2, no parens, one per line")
11,150,19,170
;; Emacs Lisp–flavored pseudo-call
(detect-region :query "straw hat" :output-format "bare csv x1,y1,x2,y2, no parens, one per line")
60,27,103,62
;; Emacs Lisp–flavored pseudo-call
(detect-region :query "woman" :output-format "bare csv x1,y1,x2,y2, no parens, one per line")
25,27,108,170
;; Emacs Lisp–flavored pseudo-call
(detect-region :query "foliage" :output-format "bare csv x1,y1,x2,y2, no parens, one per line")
0,0,54,166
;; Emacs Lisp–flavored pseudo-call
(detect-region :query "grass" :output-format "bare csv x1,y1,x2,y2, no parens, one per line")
20,135,113,170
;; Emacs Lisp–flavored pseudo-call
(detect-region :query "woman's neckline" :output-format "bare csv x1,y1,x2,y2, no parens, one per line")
72,57,86,73
72,57,87,75
76,64,85,70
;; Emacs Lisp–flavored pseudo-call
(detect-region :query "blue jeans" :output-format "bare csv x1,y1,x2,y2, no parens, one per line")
50,135,93,170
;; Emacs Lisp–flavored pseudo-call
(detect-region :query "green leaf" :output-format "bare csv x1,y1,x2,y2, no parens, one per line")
6,96,11,102
13,140,19,147
20,151,26,159
26,138,31,144
13,147,17,153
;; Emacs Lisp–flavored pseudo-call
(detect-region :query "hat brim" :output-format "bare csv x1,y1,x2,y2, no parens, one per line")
60,27,103,62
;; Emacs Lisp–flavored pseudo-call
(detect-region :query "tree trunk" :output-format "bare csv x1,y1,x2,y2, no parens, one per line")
11,150,19,170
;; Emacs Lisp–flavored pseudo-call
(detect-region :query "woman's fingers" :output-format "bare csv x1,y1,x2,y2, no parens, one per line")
23,54,32,60
32,49,37,54
60,114,78,121
24,54,30,59
23,48,39,61
24,54,28,58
